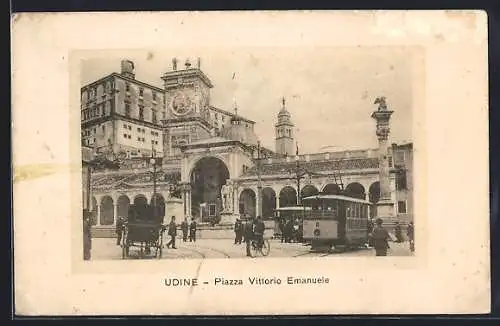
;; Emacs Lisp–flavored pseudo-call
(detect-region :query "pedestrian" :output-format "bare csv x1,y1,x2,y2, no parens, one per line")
254,216,265,249
181,218,189,242
116,216,125,246
189,218,197,242
234,218,243,244
279,218,285,243
394,221,404,243
285,218,294,243
244,216,255,257
370,218,390,256
166,216,178,249
83,210,92,260
407,221,415,252
297,219,304,243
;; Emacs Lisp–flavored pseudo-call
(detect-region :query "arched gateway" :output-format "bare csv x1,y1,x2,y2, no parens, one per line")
190,157,230,221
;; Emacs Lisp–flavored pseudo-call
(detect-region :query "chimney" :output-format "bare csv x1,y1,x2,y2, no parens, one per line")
121,60,135,79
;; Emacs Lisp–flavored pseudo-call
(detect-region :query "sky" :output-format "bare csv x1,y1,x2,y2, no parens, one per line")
81,47,415,154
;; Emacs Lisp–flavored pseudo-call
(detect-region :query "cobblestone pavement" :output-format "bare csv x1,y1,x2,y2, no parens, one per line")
90,235,413,260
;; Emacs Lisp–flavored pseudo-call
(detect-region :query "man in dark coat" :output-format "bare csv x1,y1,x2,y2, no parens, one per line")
166,216,177,249
116,216,126,245
366,218,374,247
181,218,189,242
244,217,255,257
370,218,390,256
189,218,197,242
253,216,265,249
83,210,92,260
234,218,243,244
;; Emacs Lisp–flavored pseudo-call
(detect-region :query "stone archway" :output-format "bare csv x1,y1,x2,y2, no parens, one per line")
239,188,256,218
190,156,230,219
279,186,297,207
322,183,341,195
301,184,319,200
133,194,149,220
100,195,114,226
117,195,130,219
369,182,380,218
262,187,277,219
345,182,366,200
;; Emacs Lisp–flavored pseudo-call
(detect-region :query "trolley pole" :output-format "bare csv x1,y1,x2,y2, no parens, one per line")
256,141,263,217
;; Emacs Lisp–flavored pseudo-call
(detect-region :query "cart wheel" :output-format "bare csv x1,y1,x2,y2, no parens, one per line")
261,239,270,256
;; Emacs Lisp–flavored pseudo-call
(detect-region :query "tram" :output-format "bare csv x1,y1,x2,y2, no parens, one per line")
301,194,371,251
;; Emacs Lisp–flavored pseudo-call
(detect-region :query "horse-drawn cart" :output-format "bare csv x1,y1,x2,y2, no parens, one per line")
121,204,165,259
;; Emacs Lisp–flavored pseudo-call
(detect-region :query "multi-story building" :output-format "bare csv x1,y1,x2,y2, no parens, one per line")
81,60,165,158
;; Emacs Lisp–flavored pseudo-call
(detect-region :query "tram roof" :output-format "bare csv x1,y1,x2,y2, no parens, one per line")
302,194,372,205
274,206,312,211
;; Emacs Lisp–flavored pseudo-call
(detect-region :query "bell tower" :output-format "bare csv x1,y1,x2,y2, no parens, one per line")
275,97,295,156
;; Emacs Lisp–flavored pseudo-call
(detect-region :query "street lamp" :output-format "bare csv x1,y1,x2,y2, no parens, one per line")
256,141,263,217
149,147,160,219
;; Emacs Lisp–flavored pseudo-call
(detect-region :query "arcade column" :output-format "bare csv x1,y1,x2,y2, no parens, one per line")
371,97,395,221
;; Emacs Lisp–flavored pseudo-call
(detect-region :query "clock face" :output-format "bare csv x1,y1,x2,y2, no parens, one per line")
170,90,193,116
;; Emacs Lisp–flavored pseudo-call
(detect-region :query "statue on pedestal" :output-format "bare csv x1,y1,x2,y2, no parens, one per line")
220,181,234,213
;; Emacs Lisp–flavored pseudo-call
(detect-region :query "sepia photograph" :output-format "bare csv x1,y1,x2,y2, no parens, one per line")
12,11,489,315
81,48,415,261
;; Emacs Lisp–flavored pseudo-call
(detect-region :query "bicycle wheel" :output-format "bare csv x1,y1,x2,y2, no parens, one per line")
260,239,270,256
250,241,260,257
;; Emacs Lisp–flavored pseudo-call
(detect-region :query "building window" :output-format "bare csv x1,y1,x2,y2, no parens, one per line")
139,87,144,96
125,103,131,117
123,134,128,139
396,151,406,162
152,91,157,100
137,137,141,141
137,127,141,132
388,156,393,168
126,83,130,92
396,170,407,190
397,201,407,214
102,125,105,133
139,107,144,120
152,109,157,124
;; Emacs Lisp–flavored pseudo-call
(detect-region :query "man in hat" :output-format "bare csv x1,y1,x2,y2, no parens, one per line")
244,216,255,257
253,216,265,250
370,218,390,256
166,216,178,249
181,218,189,242
189,218,197,242
394,221,404,243
234,218,243,244
116,216,126,246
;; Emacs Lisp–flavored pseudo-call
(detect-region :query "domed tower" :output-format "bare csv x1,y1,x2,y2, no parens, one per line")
221,104,259,146
275,97,295,156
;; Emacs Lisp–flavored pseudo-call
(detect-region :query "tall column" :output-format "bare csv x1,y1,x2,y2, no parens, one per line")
256,186,262,218
371,97,394,220
97,205,102,226
113,203,118,225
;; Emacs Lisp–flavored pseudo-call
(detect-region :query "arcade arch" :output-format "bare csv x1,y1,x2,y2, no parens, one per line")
239,188,256,218
279,186,297,207
345,182,366,200
262,187,277,219
100,195,114,225
190,156,230,219
322,183,341,195
117,195,130,219
301,185,319,200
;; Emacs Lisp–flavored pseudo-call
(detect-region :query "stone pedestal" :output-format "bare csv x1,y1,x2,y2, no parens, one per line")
376,199,394,220
220,212,238,224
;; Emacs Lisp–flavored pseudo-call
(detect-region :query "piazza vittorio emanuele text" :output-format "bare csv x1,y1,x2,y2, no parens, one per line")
81,58,414,259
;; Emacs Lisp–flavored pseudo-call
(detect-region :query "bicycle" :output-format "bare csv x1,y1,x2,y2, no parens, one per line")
250,236,270,257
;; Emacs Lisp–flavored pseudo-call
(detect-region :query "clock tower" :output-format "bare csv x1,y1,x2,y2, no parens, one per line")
161,58,215,157
162,57,213,120
275,97,295,156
